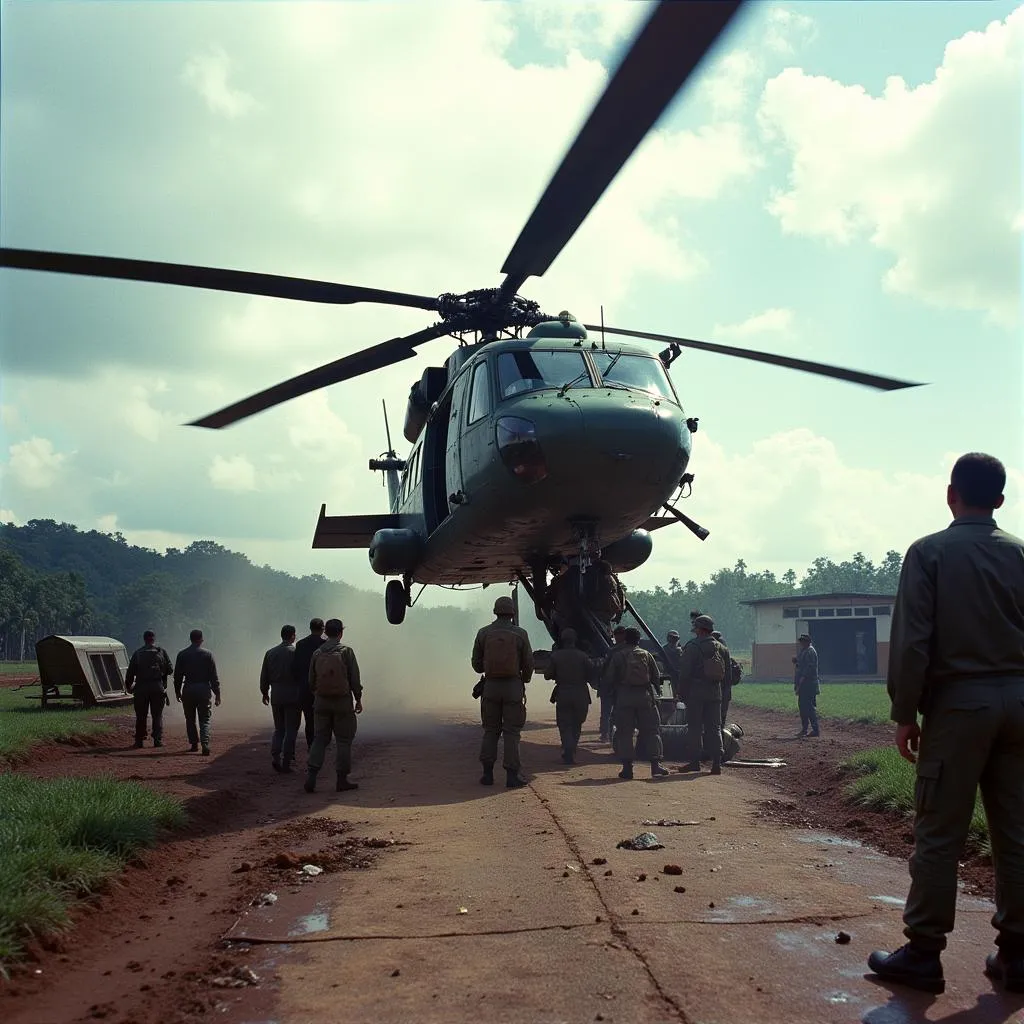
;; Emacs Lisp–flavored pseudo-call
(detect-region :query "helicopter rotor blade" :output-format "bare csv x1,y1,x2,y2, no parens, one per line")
189,323,450,430
498,0,744,298
583,324,926,392
0,247,441,312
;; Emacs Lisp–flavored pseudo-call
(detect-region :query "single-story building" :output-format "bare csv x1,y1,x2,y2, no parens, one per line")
741,593,896,680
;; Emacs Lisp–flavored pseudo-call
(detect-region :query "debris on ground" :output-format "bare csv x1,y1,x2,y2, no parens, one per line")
662,864,683,875
641,819,699,827
301,864,324,876
636,873,647,882
458,907,468,914
592,857,607,865
674,886,686,893
233,861,254,873
835,931,852,944
274,851,301,869
210,966,260,989
616,832,664,851
251,893,277,907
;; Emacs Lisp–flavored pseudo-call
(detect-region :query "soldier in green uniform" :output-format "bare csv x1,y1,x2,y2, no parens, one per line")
867,453,1024,994
794,634,821,737
260,624,299,773
471,595,534,788
173,629,221,755
598,625,626,742
605,627,668,781
125,629,173,748
304,618,362,793
679,615,728,774
544,628,592,764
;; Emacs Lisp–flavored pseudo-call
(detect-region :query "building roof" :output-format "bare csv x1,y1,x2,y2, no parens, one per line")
740,593,895,606
38,634,126,648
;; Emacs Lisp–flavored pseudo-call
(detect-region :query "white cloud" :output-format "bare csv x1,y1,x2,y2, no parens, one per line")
182,45,257,118
0,508,21,526
758,7,1022,327
122,384,168,442
713,307,795,340
208,454,257,492
763,6,817,56
7,437,69,489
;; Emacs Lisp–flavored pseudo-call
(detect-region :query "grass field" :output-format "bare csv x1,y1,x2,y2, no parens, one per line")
0,687,123,764
0,661,38,677
842,747,990,855
732,682,891,724
0,775,185,971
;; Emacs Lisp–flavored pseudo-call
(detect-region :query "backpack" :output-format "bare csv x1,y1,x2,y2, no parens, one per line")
729,658,743,686
624,649,651,687
483,629,521,678
698,638,726,683
314,646,351,697
136,648,164,684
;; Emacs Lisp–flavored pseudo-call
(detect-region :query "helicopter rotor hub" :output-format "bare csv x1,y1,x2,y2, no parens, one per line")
436,289,548,337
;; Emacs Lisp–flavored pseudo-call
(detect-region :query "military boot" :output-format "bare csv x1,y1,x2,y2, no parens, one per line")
651,761,669,778
867,944,944,993
506,769,527,789
618,762,634,781
710,760,722,775
272,758,282,772
153,739,163,748
684,761,701,772
480,762,495,786
281,759,293,773
336,774,358,792
985,950,1024,993
304,769,318,793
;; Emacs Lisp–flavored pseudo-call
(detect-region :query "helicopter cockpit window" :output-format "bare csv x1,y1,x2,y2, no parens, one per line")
467,362,491,424
497,350,591,399
593,352,676,402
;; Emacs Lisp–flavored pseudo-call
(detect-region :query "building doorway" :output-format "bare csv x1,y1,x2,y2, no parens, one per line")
808,618,878,675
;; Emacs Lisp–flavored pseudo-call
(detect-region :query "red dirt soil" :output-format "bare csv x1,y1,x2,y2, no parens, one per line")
0,703,996,1023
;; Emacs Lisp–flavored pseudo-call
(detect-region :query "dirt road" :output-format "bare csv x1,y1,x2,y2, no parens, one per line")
3,706,1021,1023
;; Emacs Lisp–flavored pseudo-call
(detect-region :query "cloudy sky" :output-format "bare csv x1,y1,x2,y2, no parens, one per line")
1,0,1021,611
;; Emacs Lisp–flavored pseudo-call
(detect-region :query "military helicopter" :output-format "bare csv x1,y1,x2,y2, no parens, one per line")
1,1,923,655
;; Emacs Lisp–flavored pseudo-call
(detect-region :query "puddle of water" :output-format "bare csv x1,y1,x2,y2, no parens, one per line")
289,910,330,936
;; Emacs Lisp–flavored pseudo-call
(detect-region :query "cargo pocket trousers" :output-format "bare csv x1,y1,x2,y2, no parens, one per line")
480,677,526,771
904,679,1024,953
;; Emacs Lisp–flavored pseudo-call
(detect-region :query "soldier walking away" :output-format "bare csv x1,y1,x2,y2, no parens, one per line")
794,634,820,737
304,618,362,793
292,617,326,752
680,615,728,774
173,629,221,755
586,560,625,633
712,630,742,726
472,595,534,788
261,624,300,773
125,629,173,748
544,628,592,764
867,452,1024,995
604,627,668,780
664,630,684,698
599,625,626,741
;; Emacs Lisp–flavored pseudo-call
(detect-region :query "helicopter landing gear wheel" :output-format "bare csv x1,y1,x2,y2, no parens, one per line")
385,579,407,625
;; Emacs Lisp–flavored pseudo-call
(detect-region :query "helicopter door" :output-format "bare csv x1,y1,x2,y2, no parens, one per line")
444,371,468,510
459,359,492,490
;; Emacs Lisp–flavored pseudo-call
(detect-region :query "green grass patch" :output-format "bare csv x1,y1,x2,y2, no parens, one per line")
0,774,185,970
0,688,124,764
842,747,990,856
0,662,37,677
732,682,891,723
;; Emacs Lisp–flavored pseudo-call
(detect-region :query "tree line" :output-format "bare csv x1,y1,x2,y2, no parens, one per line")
0,519,904,660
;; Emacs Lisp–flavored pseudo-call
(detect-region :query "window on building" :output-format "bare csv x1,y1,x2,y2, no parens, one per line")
468,362,491,423
872,606,891,616
854,607,870,616
799,609,818,617
818,608,835,617
782,608,799,618
836,607,853,617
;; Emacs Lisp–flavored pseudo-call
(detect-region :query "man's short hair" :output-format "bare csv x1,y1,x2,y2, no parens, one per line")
190,629,203,644
623,627,641,645
143,629,155,642
324,618,344,637
951,452,1005,509
309,617,325,633
281,624,296,641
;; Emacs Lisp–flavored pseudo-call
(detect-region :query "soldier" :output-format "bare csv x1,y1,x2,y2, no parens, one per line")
125,629,173,749
304,618,362,793
544,628,592,764
599,625,627,741
664,629,684,698
867,453,1024,994
173,629,221,756
712,629,741,726
605,627,668,780
292,617,326,751
794,633,821,737
679,615,727,774
471,595,534,788
586,560,625,632
260,624,299,773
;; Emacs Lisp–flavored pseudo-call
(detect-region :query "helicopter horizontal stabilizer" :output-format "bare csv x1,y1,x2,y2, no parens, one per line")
312,506,401,549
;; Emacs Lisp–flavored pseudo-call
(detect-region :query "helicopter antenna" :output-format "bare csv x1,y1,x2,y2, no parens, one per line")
600,305,606,351
382,399,395,456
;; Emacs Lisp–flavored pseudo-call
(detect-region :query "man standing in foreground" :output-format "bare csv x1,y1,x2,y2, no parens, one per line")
292,617,326,751
125,629,173,749
794,633,821,737
472,595,534,788
173,629,221,755
868,453,1024,994
261,624,299,773
304,618,362,793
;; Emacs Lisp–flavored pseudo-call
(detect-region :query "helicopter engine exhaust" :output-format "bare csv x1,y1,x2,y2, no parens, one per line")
600,529,653,572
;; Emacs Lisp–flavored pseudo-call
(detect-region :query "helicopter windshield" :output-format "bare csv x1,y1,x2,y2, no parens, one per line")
497,350,592,398
593,352,676,401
